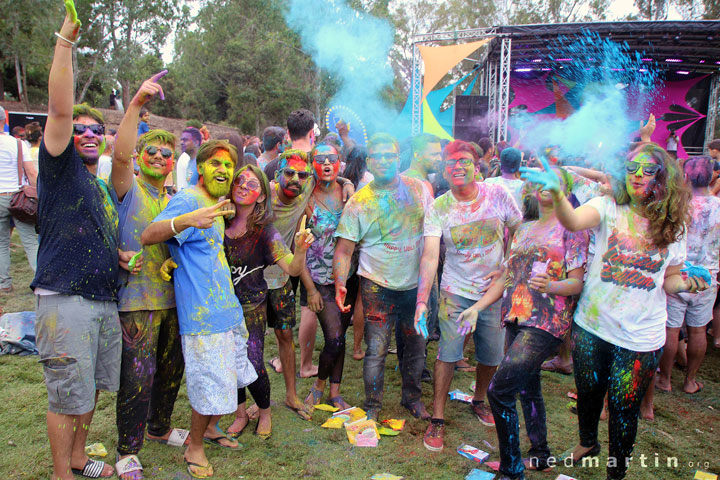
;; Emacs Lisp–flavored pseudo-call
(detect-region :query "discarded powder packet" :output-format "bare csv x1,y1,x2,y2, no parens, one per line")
465,469,495,480
85,443,107,457
694,471,718,480
555,475,579,480
321,415,348,429
381,419,405,431
345,419,379,446
457,444,490,463
377,426,401,436
314,403,339,412
370,474,404,480
449,389,473,403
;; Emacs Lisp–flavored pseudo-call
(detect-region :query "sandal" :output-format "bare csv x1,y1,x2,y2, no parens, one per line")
226,415,250,438
254,422,272,440
71,458,113,478
184,457,213,479
116,455,143,480
328,395,351,411
286,402,312,421
268,357,282,374
146,428,190,447
541,357,573,375
203,435,242,450
304,385,324,408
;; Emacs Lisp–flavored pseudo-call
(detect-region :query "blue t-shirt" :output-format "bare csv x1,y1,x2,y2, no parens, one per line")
153,186,242,335
187,158,199,187
31,140,119,301
137,121,149,137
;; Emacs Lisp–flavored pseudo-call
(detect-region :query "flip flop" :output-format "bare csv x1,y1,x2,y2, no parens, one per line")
297,371,318,379
328,395,351,411
304,385,324,408
285,402,312,421
268,357,282,374
203,435,242,450
71,458,113,478
684,380,704,394
146,428,190,447
184,457,213,479
116,454,143,480
225,417,249,438
254,422,272,440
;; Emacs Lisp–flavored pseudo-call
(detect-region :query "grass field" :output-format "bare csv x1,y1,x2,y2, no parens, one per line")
1,231,719,480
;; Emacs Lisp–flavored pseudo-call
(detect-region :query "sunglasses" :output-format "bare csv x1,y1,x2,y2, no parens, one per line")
73,123,105,137
233,175,260,190
283,169,311,180
443,157,474,168
625,160,661,176
368,152,399,162
144,146,174,159
313,154,339,164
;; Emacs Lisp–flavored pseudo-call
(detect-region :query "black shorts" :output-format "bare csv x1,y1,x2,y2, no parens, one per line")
266,276,299,330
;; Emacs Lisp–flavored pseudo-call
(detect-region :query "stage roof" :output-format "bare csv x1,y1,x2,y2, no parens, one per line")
485,21,720,73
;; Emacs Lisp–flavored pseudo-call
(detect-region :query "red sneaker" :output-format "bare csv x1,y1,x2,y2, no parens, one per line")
470,401,495,426
423,422,444,452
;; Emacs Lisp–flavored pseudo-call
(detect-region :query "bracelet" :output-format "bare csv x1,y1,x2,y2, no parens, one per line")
54,32,76,47
308,290,319,297
170,217,179,235
416,301,427,308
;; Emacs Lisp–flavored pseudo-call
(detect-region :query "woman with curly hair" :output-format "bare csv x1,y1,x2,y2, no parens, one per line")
457,166,589,479
522,143,705,480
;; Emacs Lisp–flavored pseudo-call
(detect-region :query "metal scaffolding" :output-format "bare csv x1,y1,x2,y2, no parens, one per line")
705,73,719,153
410,27,500,136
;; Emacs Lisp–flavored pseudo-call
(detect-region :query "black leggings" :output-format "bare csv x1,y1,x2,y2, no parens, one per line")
303,276,359,384
237,302,271,410
572,324,661,479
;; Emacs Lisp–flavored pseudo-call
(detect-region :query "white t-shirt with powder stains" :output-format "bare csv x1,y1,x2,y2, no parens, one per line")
574,195,686,352
424,182,522,300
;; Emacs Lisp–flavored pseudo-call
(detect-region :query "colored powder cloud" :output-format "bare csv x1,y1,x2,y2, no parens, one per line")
284,0,396,134
510,32,661,179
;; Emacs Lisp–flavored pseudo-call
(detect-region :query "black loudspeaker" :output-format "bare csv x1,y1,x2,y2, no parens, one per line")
453,95,488,142
8,112,48,133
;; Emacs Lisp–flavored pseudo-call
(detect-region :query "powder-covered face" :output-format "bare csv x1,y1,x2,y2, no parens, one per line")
625,152,659,202
139,142,174,180
180,132,197,153
443,151,476,187
312,144,340,183
199,149,234,198
421,142,443,173
232,169,263,206
367,143,399,185
73,114,105,165
278,157,311,198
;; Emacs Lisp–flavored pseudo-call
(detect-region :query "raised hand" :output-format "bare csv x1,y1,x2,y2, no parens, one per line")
520,156,560,193
61,0,81,42
294,215,315,252
639,113,656,142
456,308,478,336
130,70,167,107
184,199,234,229
159,258,178,282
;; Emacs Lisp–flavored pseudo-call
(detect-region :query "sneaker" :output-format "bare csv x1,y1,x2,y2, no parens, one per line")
423,422,444,452
366,409,379,422
470,400,495,426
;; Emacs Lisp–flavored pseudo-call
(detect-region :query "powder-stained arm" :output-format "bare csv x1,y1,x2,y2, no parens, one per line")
413,236,440,327
663,263,708,295
141,199,233,245
44,0,82,157
113,71,166,200
333,237,356,313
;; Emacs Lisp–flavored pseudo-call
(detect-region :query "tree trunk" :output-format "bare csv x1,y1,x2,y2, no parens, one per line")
121,79,131,111
20,57,29,111
0,67,4,101
14,54,27,110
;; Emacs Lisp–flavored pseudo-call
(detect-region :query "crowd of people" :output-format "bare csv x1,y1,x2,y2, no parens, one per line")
2,3,720,480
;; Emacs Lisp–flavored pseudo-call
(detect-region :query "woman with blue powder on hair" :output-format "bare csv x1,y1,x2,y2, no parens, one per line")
521,143,706,480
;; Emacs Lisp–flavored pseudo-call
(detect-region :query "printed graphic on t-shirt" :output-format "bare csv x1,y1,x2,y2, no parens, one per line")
449,218,500,251
600,228,668,291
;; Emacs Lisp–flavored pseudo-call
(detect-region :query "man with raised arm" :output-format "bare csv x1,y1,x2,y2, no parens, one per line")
32,2,120,478
110,72,189,479
142,140,256,479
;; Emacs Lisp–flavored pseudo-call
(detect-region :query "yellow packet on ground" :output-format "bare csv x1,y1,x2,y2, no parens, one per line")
314,403,339,412
695,471,718,480
377,426,401,436
333,406,366,424
321,415,348,428
381,419,405,431
371,474,404,480
345,419,379,446
85,443,107,457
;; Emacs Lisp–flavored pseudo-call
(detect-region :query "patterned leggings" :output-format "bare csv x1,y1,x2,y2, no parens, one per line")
237,302,271,409
572,324,661,480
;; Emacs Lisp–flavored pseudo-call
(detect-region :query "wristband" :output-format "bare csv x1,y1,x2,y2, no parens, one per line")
54,32,76,47
308,290,319,297
170,217,179,236
416,301,427,308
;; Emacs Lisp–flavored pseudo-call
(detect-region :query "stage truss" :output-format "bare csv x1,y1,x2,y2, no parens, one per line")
411,22,720,148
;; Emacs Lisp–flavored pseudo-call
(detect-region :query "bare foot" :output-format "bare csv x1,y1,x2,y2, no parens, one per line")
640,404,654,421
246,404,260,420
655,377,672,392
226,414,249,437
569,444,595,461
256,409,272,438
184,446,212,478
147,428,190,446
70,456,114,478
298,365,318,378
353,350,365,360
204,425,238,448
268,357,282,374
683,379,704,394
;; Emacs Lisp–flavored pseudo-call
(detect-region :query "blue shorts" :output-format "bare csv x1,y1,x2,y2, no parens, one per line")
437,290,504,366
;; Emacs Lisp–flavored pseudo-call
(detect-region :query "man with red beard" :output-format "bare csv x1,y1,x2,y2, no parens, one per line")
415,140,521,452
110,72,188,479
31,2,120,478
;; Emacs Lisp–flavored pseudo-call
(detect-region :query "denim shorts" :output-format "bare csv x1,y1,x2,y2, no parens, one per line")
35,294,121,415
437,290,503,366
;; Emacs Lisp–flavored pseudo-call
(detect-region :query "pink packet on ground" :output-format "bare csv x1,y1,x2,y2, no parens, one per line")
457,444,490,463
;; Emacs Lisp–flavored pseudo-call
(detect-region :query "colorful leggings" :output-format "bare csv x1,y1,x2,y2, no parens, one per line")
116,309,184,456
572,324,661,480
237,302,271,410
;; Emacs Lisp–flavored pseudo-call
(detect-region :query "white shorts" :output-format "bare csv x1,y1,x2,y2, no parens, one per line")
666,285,717,329
181,322,258,415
